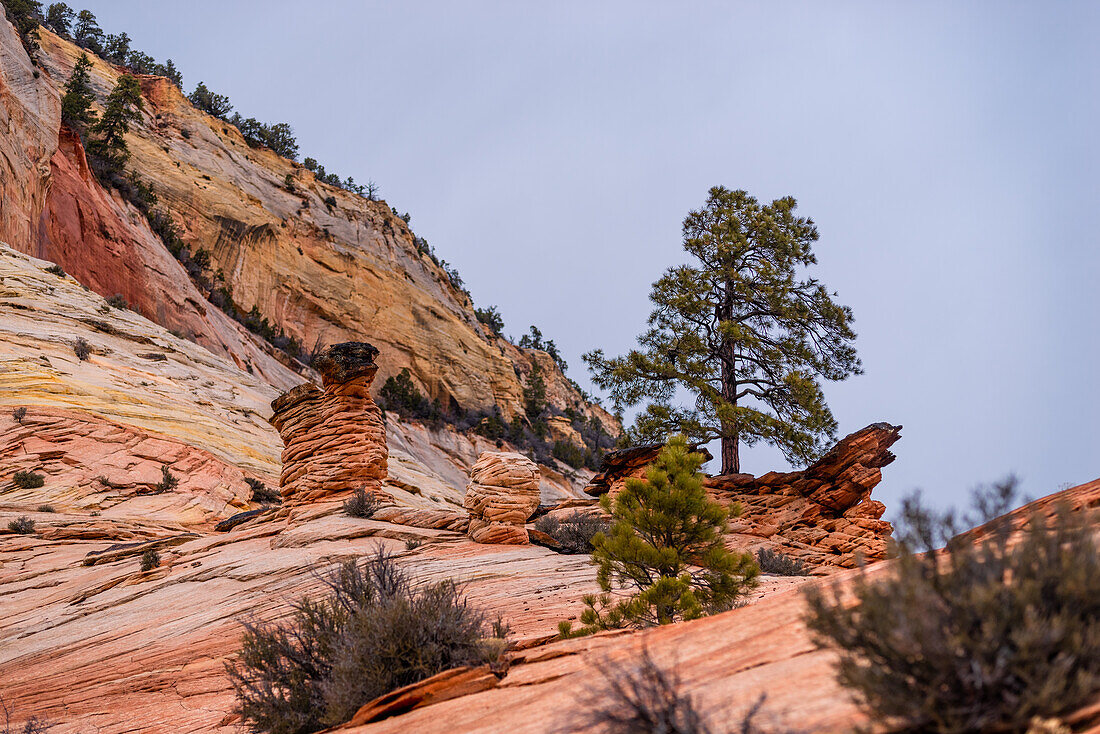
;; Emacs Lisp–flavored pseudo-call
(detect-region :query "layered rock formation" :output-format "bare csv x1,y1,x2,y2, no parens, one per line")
588,423,902,569
8,27,616,436
270,342,388,504
464,452,541,544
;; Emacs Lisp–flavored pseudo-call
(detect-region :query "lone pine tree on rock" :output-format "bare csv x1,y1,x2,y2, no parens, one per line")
584,186,862,474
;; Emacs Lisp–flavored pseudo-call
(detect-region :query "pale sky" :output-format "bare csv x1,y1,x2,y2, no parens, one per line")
75,1,1100,512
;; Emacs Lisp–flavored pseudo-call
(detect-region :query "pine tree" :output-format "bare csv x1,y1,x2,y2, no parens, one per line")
188,81,233,118
584,186,862,474
72,9,102,53
87,73,143,167
3,0,42,57
60,52,96,128
560,436,758,636
523,362,547,418
44,2,73,35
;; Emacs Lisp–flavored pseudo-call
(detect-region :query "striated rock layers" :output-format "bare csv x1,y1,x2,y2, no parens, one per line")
588,423,902,570
270,342,388,504
464,452,541,544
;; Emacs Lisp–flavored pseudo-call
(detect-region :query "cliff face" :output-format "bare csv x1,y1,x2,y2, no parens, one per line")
0,17,59,251
15,26,615,433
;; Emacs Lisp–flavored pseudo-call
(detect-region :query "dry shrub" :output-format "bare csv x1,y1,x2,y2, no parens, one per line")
11,407,26,424
246,478,282,504
227,547,502,733
12,471,44,489
804,477,1100,733
73,338,91,361
154,465,179,493
534,512,608,554
755,548,808,576
140,548,160,572
7,517,35,534
342,487,379,518
576,648,797,734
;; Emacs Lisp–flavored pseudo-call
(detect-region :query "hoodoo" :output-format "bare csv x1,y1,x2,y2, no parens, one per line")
464,451,542,544
269,342,388,505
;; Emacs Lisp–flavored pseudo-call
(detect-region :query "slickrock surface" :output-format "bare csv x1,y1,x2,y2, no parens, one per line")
464,452,542,544
588,424,902,570
0,244,284,489
1,408,254,524
270,342,388,504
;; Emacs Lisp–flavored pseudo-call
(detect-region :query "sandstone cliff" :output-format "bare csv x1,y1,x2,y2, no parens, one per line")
1,24,615,436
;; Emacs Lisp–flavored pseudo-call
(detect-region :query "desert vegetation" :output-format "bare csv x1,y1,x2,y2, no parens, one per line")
342,487,380,519
246,478,281,505
805,478,1100,732
533,512,608,554
11,407,27,424
755,548,809,577
560,437,758,636
227,548,505,733
12,470,44,489
140,548,159,572
379,366,614,472
7,516,35,534
585,187,861,473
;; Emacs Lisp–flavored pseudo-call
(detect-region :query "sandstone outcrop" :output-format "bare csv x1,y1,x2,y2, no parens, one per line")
270,342,388,504
21,27,616,436
588,423,902,570
464,452,541,544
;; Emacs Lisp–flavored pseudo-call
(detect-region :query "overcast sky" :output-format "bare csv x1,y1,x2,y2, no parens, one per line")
76,1,1099,512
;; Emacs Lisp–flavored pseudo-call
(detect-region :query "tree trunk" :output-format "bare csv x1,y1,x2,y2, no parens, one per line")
718,284,739,475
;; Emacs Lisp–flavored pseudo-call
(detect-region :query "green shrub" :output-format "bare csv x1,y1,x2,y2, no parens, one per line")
379,368,440,422
7,517,35,534
522,362,547,418
474,306,504,334
140,547,160,572
551,440,586,469
106,294,129,310
534,512,608,555
404,538,422,551
36,505,55,513
560,436,758,636
12,471,44,489
45,263,66,277
154,465,179,493
343,487,379,518
226,548,500,732
247,477,282,504
804,478,1100,733
756,548,809,576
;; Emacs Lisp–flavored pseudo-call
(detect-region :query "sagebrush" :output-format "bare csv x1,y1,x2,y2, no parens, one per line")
227,548,503,733
755,548,808,576
534,512,608,554
12,471,44,489
805,477,1100,733
343,487,380,518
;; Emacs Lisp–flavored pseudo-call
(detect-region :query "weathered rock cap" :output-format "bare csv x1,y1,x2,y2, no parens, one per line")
311,341,380,387
585,442,713,496
270,382,322,415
